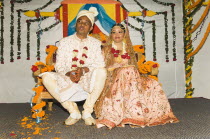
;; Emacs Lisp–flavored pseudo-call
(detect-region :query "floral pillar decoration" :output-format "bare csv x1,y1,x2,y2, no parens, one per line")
183,0,210,98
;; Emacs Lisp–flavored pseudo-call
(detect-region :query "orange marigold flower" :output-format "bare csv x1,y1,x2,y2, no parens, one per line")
32,111,45,118
32,101,46,111
133,45,145,53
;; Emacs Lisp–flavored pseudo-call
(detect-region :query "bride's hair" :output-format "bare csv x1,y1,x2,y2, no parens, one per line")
111,23,126,33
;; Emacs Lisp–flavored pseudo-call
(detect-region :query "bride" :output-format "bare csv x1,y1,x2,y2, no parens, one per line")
94,23,179,129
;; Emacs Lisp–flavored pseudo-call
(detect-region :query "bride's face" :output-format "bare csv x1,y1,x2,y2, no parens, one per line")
111,26,125,43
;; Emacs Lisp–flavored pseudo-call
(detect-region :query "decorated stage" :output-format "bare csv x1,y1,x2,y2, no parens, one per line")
0,97,210,139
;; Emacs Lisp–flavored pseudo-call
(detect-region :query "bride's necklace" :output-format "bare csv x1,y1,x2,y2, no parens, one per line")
111,42,130,59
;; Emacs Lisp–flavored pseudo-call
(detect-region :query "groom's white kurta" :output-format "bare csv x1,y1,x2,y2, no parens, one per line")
41,34,105,102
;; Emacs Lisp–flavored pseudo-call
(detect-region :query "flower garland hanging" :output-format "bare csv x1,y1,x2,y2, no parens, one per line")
121,0,171,62
120,2,147,59
36,10,43,61
10,0,15,62
17,9,22,59
15,0,33,3
0,0,4,64
36,21,61,61
16,0,57,61
152,21,157,61
152,0,177,61
26,20,31,60
163,11,169,62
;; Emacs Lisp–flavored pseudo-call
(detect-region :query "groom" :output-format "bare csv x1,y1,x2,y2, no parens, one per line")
41,7,107,126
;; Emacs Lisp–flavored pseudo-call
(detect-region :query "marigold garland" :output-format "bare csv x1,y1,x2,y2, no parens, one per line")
32,101,46,111
32,111,45,119
31,85,46,120
31,61,50,120
32,85,44,103
186,23,210,61
183,0,208,98
189,2,210,34
45,45,58,65
188,0,202,9
187,0,205,17
30,46,58,121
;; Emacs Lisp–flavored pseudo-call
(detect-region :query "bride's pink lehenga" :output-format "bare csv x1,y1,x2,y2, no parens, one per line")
94,45,179,129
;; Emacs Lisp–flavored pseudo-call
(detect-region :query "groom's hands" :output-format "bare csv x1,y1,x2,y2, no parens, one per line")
65,67,89,83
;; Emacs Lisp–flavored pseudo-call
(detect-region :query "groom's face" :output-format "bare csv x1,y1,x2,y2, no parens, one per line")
76,16,93,36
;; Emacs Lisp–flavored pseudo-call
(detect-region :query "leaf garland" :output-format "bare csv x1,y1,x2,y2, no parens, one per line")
119,3,147,59
36,21,61,60
15,0,33,3
10,0,15,62
162,11,169,62
26,20,31,60
152,21,156,61
121,3,157,61
152,0,177,61
131,16,157,61
16,0,57,61
0,0,4,64
171,4,177,61
17,9,21,59
122,0,173,62
135,0,169,62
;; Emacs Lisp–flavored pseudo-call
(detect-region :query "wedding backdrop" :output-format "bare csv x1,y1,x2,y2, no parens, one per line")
0,0,209,103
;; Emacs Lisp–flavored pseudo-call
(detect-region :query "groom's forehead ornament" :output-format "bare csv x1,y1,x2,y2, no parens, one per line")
76,7,99,26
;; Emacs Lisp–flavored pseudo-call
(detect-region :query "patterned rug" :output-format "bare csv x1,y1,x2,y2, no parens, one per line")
0,97,210,139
